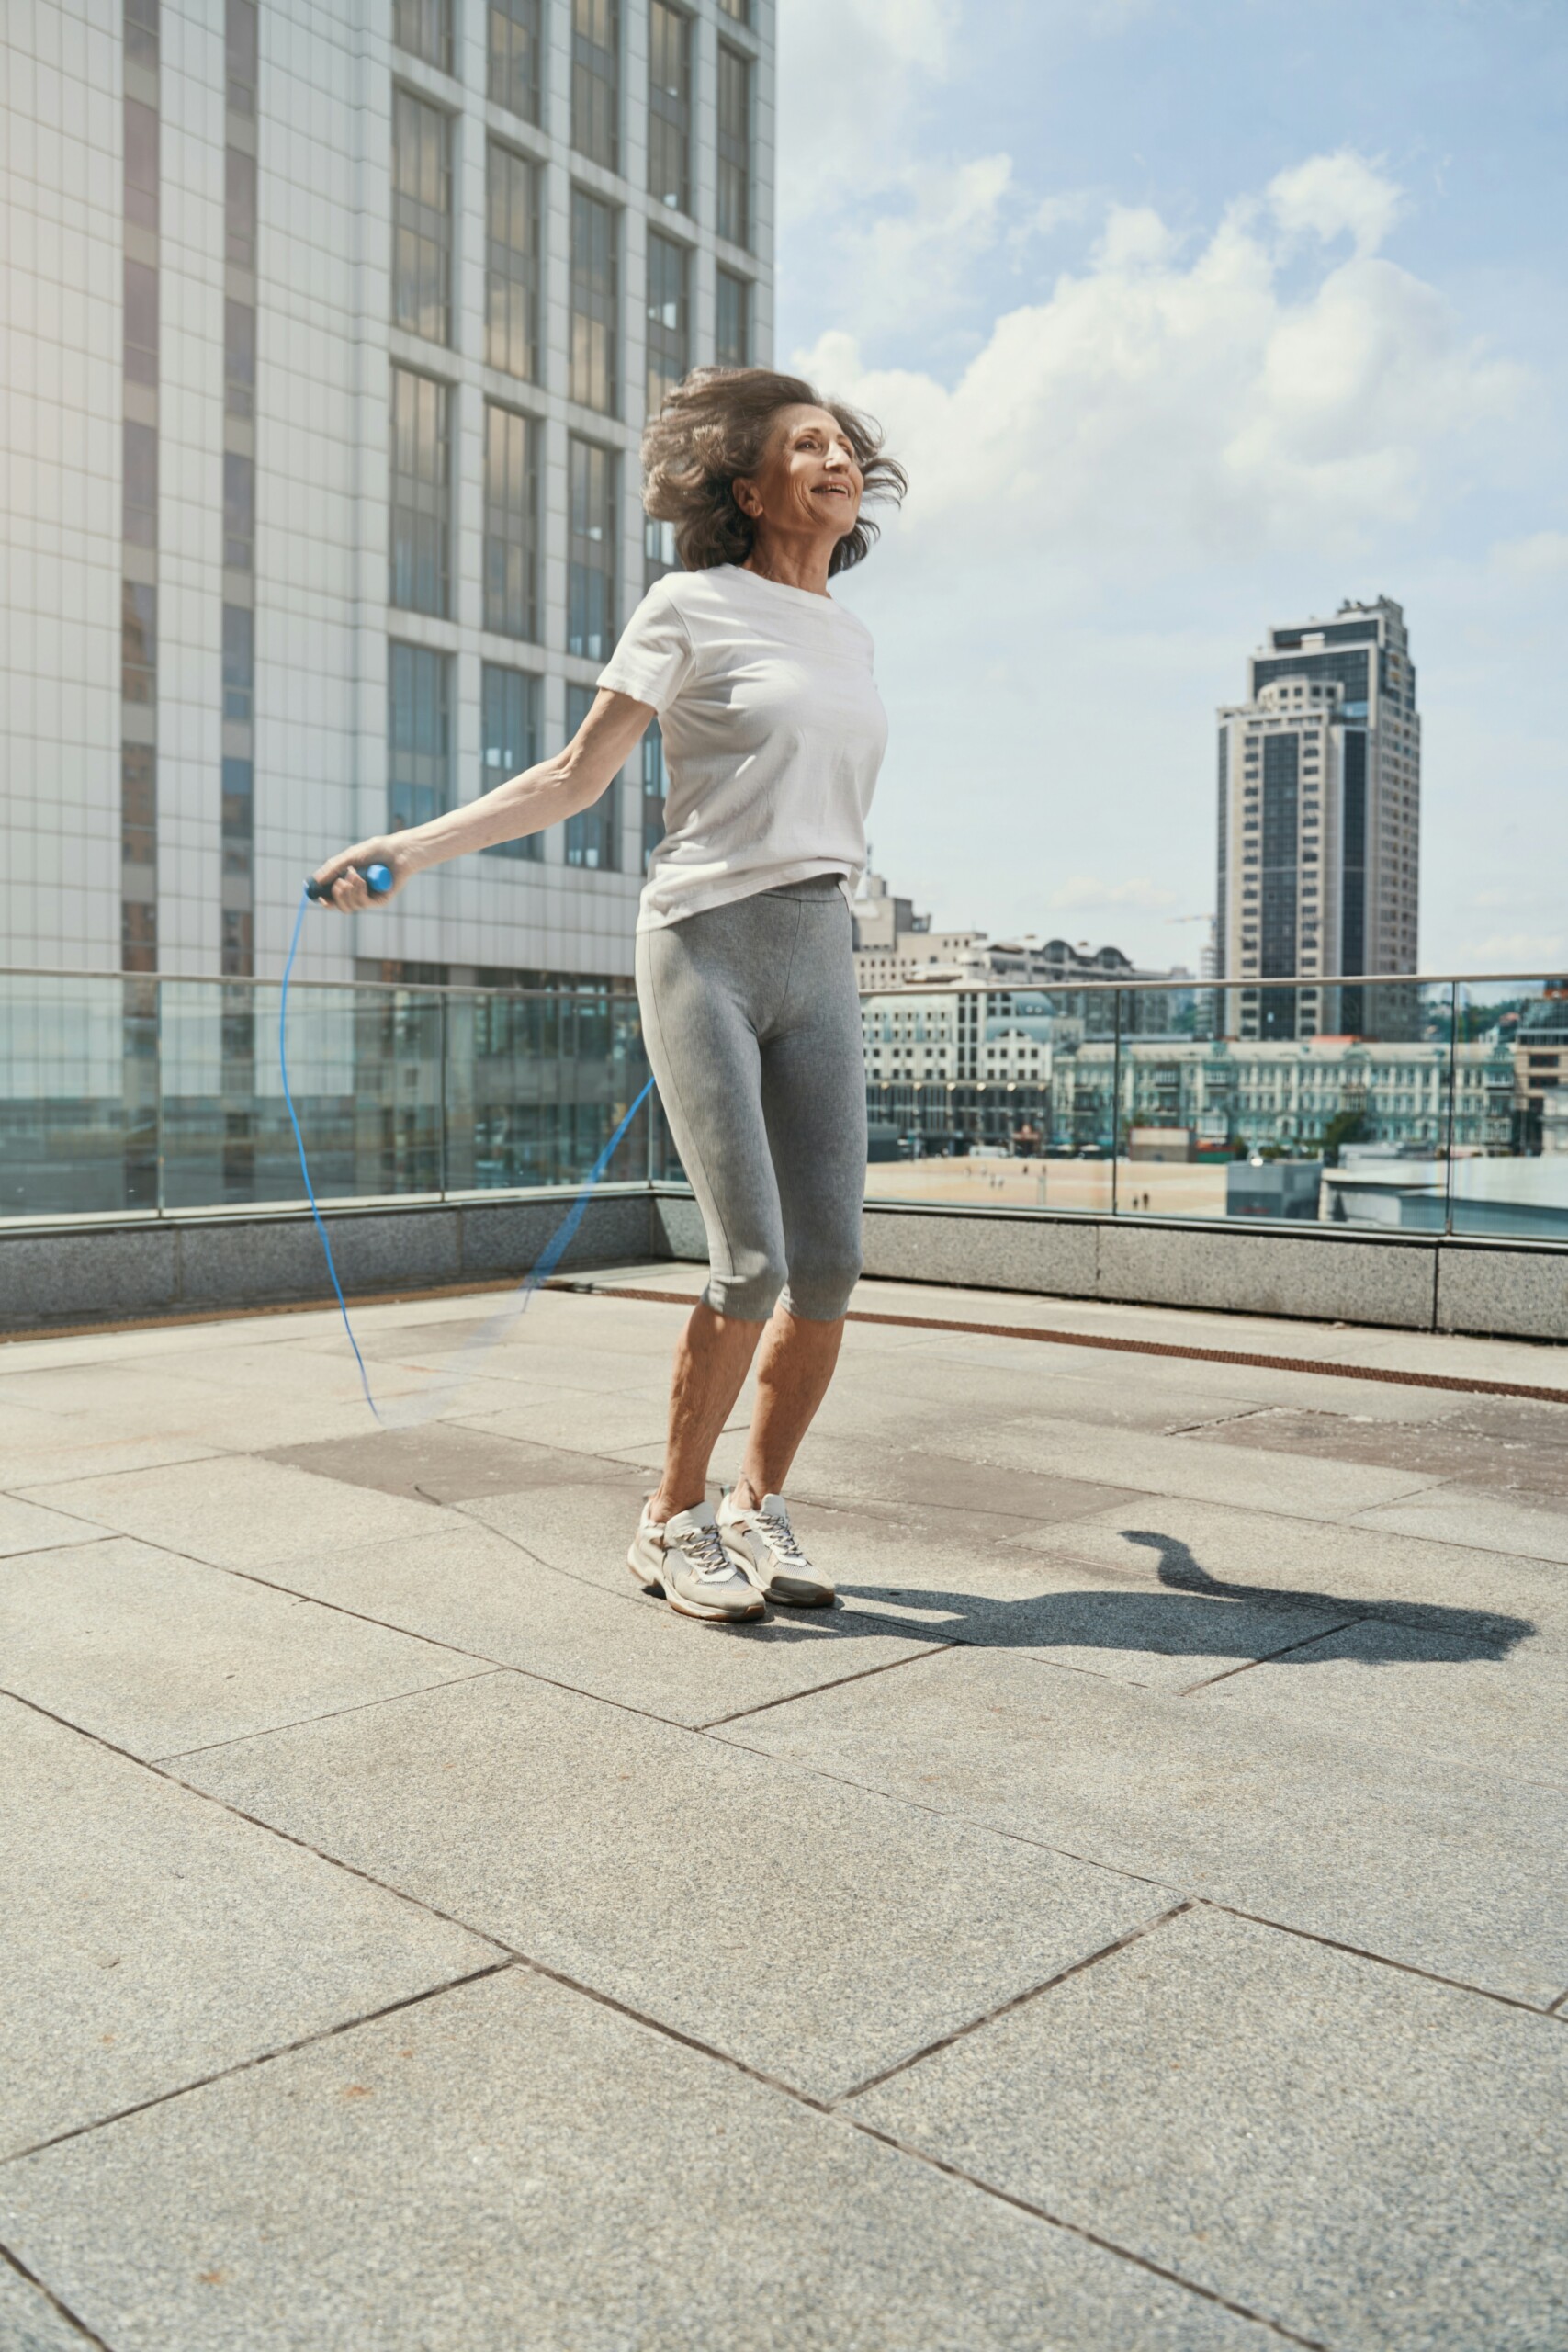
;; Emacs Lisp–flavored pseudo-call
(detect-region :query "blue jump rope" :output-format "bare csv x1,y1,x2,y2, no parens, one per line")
282,865,655,1427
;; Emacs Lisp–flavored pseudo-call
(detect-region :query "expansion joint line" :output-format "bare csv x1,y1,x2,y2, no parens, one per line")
0,2241,117,2352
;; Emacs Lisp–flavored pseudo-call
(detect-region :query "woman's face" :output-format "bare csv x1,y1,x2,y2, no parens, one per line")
736,404,863,543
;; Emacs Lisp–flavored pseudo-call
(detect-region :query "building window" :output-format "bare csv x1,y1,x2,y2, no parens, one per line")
123,420,157,548
564,683,617,869
124,260,158,385
716,44,750,249
648,2,690,215
222,605,254,721
222,451,254,571
570,187,618,413
715,266,750,368
486,143,539,380
122,745,156,872
122,582,157,703
221,757,253,878
571,0,619,171
126,0,160,69
489,0,542,121
394,0,452,74
480,663,543,860
644,515,677,591
642,718,667,871
226,0,257,115
568,436,616,660
223,297,254,416
225,145,256,269
389,641,450,830
716,0,750,18
389,367,450,616
645,231,689,418
125,97,159,230
392,89,452,345
483,404,537,639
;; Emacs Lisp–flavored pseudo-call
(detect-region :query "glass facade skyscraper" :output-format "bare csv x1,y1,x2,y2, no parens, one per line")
1216,598,1421,1040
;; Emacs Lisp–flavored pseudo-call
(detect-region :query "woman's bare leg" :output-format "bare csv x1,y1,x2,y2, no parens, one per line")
732,1304,845,1507
647,1302,765,1521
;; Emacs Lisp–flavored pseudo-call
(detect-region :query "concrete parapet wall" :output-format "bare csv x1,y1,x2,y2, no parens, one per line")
0,1193,657,1332
5,1191,1566,1341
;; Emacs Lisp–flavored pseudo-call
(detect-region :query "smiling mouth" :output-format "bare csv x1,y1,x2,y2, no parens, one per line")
814,484,852,500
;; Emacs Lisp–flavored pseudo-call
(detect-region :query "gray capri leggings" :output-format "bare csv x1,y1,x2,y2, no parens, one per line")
635,875,866,1323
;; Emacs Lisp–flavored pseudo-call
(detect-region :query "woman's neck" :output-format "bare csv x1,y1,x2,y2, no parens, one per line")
742,531,834,598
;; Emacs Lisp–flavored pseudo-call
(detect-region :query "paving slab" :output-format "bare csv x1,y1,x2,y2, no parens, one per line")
855,1906,1568,2352
0,1968,1266,2352
0,2256,96,2352
1197,1613,1568,1789
1354,1481,1568,1566
263,1422,636,1503
1190,1398,1568,1497
0,1537,486,1758
446,1386,675,1453
12,1456,451,1571
1020,1497,1565,1648
0,1695,497,2158
253,1504,945,1727
176,1670,1168,2100
0,1494,114,1558
735,1645,1568,2006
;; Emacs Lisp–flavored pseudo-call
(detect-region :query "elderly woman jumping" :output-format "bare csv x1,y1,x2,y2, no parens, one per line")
314,368,906,1624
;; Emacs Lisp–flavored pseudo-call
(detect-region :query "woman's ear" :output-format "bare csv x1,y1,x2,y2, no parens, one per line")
733,475,760,520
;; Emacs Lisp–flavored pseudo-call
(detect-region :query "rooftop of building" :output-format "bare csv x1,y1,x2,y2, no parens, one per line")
4,1263,1564,2348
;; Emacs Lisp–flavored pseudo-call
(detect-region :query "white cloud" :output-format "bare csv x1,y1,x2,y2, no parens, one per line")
832,154,1016,336
795,156,1524,579
1267,151,1404,256
777,0,960,220
1490,529,1568,581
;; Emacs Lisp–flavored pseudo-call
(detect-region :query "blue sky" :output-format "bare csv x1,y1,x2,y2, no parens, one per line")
774,0,1568,971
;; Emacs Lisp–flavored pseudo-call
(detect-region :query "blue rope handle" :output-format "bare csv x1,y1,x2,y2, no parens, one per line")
279,882,655,1425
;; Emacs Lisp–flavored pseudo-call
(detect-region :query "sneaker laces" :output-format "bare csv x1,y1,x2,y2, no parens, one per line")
673,1520,742,1584
755,1502,807,1564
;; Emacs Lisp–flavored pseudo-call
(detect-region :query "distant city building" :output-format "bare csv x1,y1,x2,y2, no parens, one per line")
850,872,1185,997
1216,596,1421,1040
2,0,774,989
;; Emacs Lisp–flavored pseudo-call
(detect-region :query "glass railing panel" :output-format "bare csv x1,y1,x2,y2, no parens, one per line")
0,972,159,1220
863,985,1115,1213
444,988,652,1192
1110,977,1457,1227
160,979,445,1210
1450,975,1568,1240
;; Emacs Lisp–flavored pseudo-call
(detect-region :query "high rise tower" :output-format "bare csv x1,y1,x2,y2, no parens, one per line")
1215,597,1420,1039
1,0,775,989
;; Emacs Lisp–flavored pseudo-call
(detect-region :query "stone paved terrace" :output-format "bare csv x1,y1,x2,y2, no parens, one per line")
2,1264,1567,2352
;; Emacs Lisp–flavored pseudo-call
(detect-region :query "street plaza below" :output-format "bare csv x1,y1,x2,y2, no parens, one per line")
2,1264,1565,2350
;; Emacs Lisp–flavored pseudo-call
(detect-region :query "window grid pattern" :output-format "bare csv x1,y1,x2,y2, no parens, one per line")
648,2,691,215
389,368,450,616
1259,733,1299,1040
226,0,256,115
481,664,543,860
571,0,620,170
123,420,157,548
394,0,452,74
570,187,618,413
489,0,543,120
222,451,254,572
224,296,254,416
389,642,451,831
645,230,689,419
121,2,159,982
716,44,750,249
483,404,538,639
392,89,452,345
221,0,258,986
486,143,540,380
642,719,667,872
565,683,617,869
716,0,749,18
568,436,616,661
225,145,255,269
124,258,158,385
715,266,750,367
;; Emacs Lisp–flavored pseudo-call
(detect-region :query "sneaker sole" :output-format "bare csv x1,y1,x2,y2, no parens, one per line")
626,1544,764,1623
718,1532,835,1610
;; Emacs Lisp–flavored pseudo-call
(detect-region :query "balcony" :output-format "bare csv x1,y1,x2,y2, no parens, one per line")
5,965,1567,1340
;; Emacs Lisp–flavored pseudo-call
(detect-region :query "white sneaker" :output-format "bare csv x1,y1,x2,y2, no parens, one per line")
627,1499,765,1623
717,1491,835,1609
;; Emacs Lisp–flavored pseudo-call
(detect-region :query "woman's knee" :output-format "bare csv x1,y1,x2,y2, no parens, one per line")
780,1243,863,1324
705,1239,788,1323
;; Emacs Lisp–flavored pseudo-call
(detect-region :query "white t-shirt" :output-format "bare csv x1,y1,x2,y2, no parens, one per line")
596,563,889,932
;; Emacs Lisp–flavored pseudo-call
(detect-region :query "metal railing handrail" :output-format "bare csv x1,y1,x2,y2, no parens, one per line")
1,964,1562,997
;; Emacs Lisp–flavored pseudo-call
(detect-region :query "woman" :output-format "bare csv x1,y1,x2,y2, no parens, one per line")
314,368,906,1625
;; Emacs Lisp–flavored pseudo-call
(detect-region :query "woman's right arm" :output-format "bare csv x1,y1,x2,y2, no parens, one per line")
310,688,656,911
